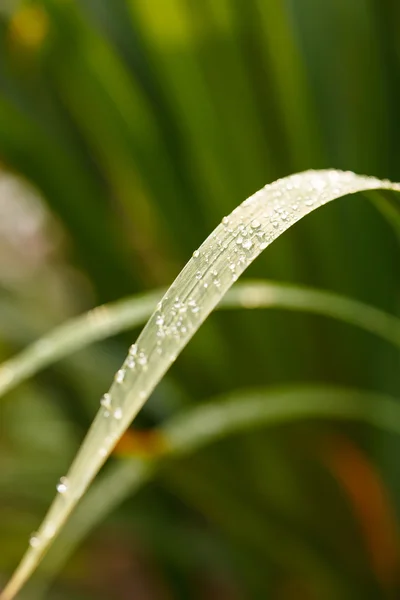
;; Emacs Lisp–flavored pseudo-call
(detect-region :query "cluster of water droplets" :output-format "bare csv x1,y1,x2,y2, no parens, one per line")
26,169,393,558
80,170,390,469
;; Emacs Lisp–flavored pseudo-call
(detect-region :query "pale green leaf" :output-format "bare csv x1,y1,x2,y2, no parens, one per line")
36,385,400,593
1,279,400,401
2,169,400,600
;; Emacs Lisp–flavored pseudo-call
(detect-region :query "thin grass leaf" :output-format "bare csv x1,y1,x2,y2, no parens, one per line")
366,190,400,243
2,169,400,600
36,385,400,594
0,289,163,400
1,279,400,402
221,281,400,348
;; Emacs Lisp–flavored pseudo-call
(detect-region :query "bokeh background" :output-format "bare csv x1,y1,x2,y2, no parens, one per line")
1,0,400,598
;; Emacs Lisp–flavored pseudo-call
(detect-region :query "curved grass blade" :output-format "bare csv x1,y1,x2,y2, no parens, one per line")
366,190,400,243
36,385,400,593
221,281,400,348
2,169,400,600
0,289,163,400
1,279,400,402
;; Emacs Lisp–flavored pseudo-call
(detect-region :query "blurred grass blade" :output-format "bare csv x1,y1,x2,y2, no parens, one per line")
366,190,400,243
2,169,400,600
221,281,400,347
38,385,400,591
0,289,163,400
2,279,400,402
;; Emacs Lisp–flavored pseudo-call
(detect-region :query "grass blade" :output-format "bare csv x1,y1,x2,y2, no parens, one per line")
2,169,400,600
36,385,400,592
1,279,400,402
0,289,163,400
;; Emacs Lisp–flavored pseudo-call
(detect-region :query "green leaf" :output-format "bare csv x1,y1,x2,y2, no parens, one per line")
1,279,400,402
2,169,400,600
36,385,400,594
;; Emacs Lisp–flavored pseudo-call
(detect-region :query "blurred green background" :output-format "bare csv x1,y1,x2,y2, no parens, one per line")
1,0,400,598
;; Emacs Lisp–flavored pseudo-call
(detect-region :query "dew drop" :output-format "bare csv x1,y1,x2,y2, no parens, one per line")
222,216,229,225
236,236,243,245
138,353,148,366
115,369,126,384
311,177,326,191
195,271,202,280
126,355,136,369
57,476,68,494
113,407,123,420
156,315,164,326
29,533,40,548
192,249,200,258
213,279,221,287
129,344,137,356
100,393,111,409
242,239,253,250
189,300,199,314
251,219,261,229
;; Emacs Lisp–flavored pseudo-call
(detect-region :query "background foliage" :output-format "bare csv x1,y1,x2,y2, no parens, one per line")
1,1,400,598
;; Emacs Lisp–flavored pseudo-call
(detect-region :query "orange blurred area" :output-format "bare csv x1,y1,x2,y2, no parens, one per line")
324,434,400,589
114,429,170,459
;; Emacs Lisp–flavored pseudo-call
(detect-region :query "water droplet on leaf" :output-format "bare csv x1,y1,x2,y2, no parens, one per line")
101,393,111,409
57,477,68,494
242,239,253,250
115,369,126,384
113,408,122,420
29,533,40,548
126,355,135,369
